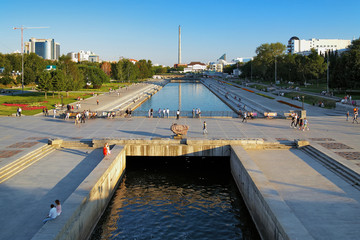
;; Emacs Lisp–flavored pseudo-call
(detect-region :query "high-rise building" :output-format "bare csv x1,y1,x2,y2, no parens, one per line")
67,50,100,63
287,36,351,55
24,38,60,60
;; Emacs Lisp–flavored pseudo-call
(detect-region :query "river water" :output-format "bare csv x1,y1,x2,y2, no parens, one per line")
90,157,260,240
135,82,232,112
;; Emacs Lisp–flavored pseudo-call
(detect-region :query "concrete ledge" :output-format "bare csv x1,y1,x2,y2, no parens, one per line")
295,139,310,148
230,145,313,240
31,145,126,240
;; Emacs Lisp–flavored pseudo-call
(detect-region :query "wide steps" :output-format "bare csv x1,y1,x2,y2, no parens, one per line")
60,141,93,148
301,145,360,190
0,145,56,183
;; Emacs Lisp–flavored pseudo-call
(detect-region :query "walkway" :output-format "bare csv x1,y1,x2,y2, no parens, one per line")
0,78,359,239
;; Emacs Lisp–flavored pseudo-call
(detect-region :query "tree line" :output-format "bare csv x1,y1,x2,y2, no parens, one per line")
0,53,163,95
234,38,360,91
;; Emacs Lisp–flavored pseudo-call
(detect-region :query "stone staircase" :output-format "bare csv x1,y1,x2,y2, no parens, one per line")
301,145,360,190
60,140,93,148
0,144,56,183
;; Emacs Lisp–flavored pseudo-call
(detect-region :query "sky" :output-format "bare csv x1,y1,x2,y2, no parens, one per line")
0,0,359,66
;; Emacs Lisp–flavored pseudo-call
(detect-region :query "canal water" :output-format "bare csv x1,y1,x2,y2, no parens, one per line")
135,82,233,114
90,157,260,240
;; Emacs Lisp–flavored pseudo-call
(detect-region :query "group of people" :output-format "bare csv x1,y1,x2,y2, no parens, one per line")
341,95,356,105
148,108,170,118
239,110,255,123
43,199,62,224
192,108,201,118
290,113,309,131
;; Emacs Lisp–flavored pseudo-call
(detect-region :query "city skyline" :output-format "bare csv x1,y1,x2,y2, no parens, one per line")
1,0,360,66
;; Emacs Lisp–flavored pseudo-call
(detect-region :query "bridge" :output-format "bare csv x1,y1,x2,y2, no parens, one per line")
0,79,359,240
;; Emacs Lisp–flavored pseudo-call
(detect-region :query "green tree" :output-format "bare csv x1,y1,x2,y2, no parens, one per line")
36,71,52,99
253,42,286,80
23,53,46,85
57,55,84,93
80,65,109,89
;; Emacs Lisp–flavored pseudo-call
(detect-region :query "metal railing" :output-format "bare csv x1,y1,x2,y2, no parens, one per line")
132,110,238,118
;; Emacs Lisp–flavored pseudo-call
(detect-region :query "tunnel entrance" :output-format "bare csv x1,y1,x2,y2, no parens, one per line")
90,156,260,240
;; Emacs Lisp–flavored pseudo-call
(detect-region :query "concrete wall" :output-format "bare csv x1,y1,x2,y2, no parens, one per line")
31,145,126,240
230,145,312,240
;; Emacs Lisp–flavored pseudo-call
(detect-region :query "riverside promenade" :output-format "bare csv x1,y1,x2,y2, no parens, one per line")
0,79,360,240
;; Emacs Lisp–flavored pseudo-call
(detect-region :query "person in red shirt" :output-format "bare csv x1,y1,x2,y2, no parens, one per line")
103,143,110,156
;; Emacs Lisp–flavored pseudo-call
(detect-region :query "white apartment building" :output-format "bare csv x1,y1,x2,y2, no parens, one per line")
67,50,100,63
287,36,351,55
184,62,207,73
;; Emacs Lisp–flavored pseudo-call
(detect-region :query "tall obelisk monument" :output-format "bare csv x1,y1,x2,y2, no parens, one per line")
178,25,181,65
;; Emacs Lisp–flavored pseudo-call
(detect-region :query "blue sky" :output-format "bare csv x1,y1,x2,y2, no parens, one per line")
1,0,359,66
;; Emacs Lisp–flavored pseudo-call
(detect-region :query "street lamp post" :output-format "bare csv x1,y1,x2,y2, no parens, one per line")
274,57,277,85
302,96,305,110
327,53,330,94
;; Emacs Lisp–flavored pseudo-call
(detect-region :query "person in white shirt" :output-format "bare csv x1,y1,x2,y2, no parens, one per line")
43,204,57,223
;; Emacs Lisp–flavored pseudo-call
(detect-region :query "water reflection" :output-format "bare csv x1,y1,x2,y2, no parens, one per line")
90,157,260,240
135,82,233,112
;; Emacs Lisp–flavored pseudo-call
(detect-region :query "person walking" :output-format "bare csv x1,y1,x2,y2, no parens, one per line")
53,109,57,118
346,111,349,121
203,121,208,134
97,99,99,105
295,114,300,127
290,113,296,128
176,109,180,120
303,118,309,131
163,108,166,118
17,107,22,117
166,108,170,118
242,112,247,123
150,108,153,118
353,110,359,124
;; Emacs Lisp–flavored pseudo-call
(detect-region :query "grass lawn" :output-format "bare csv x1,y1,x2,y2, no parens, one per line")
79,81,148,92
283,92,336,109
0,91,93,116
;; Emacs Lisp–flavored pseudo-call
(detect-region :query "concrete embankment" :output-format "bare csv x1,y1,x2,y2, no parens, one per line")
230,146,313,240
28,137,360,240
31,145,126,240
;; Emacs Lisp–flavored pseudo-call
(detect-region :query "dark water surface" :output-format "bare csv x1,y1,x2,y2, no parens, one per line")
90,157,260,240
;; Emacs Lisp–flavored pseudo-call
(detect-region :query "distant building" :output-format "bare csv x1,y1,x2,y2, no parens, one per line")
232,57,253,63
184,62,207,73
287,36,351,55
25,38,60,60
129,59,138,64
67,50,100,63
209,63,223,72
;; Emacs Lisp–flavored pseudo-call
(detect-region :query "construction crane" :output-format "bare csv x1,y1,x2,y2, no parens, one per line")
13,26,49,92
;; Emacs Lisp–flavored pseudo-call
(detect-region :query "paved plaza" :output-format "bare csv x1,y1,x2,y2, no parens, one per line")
0,80,359,239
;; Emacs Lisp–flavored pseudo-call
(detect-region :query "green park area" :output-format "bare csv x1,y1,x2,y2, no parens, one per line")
0,91,93,116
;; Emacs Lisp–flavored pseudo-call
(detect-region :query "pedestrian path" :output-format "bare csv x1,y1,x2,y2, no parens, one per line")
0,79,359,239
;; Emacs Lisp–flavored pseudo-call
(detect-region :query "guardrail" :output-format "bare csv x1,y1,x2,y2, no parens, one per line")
132,110,238,118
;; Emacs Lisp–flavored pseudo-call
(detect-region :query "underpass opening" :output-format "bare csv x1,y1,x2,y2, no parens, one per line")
90,156,260,240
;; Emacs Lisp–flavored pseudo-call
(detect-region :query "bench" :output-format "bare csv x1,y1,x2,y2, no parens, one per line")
264,112,277,118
